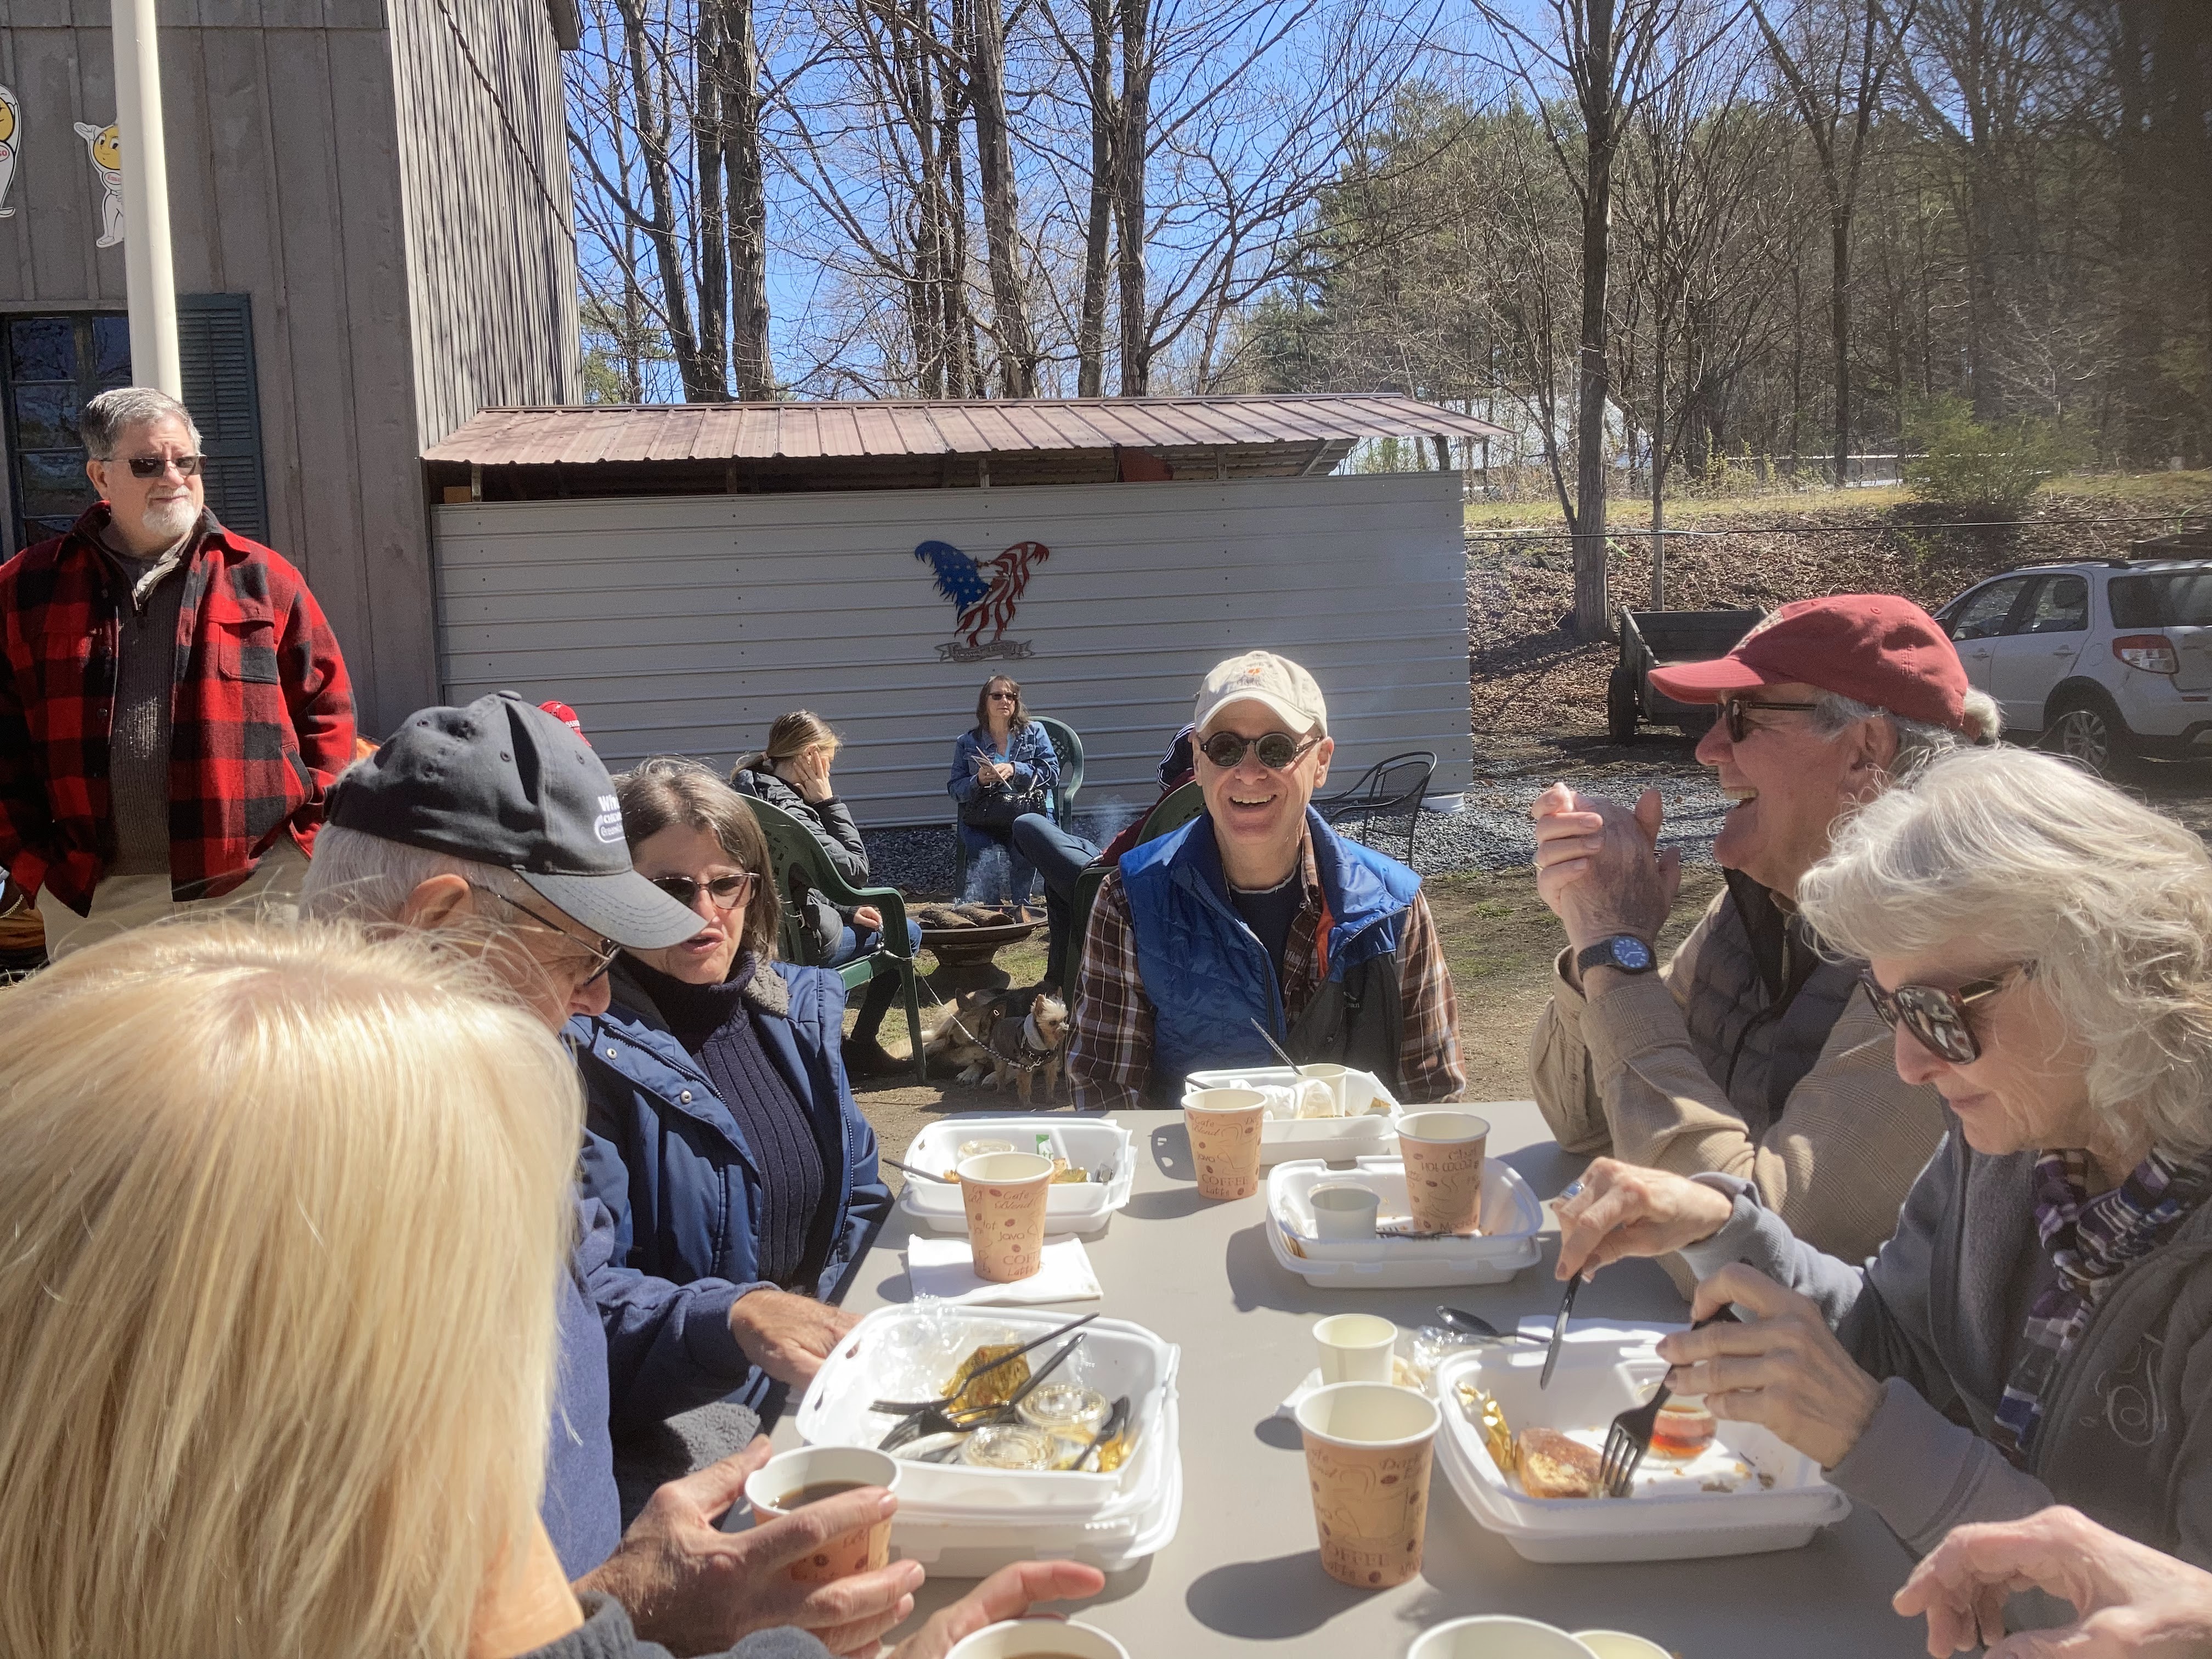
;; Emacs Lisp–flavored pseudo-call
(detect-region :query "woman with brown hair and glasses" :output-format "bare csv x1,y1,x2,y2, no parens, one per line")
947,674,1059,909
1550,746,2212,1602
568,757,891,1424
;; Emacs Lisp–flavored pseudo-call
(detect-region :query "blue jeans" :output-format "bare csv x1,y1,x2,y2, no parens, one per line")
827,918,924,1043
1011,814,1101,986
957,821,1037,905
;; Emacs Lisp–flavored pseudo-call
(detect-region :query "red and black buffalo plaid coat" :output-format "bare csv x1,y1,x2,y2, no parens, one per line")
0,504,356,913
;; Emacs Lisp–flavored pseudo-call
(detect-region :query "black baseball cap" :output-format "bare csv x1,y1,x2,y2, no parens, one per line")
326,691,703,949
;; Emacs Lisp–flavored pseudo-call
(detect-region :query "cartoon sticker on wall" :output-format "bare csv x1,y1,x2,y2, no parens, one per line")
74,121,123,247
0,87,19,218
914,539,1051,663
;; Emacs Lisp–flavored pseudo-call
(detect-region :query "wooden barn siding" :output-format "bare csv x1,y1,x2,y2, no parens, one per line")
387,0,579,448
433,472,1473,828
0,1,441,734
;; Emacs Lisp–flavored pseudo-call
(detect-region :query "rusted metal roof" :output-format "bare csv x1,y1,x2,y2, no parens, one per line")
424,394,1508,466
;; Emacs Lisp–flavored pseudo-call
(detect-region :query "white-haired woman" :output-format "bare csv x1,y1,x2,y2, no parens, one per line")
0,921,1098,1659
1554,746,2212,1571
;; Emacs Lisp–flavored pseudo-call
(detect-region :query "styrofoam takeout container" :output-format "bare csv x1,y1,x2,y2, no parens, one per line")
896,1116,1137,1237
1266,1156,1542,1288
794,1304,1183,1575
1432,1325,1849,1562
1182,1065,1400,1163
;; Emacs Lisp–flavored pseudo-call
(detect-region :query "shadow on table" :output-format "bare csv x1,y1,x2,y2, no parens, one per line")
1123,1186,1214,1221
1252,1411,1302,1451
1147,1122,1195,1182
1498,1138,1589,1204
1185,1550,1373,1638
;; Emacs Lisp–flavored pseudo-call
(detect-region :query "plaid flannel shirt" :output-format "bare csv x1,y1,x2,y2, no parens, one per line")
0,504,356,912
1066,830,1464,1110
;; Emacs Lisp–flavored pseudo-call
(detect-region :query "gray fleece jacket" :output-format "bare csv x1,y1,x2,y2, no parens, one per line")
1683,1114,2212,1566
730,766,870,960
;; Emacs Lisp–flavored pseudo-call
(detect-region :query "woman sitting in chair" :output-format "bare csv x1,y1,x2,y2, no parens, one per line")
732,710,921,1077
947,675,1058,910
568,757,890,1417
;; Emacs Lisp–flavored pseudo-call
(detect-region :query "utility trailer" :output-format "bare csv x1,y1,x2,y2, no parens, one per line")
1607,607,1765,742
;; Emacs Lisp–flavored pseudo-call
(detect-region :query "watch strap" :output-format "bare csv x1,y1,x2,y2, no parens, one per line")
1576,935,1656,977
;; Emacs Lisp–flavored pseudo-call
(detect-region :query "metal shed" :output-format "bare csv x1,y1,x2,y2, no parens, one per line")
425,394,1504,827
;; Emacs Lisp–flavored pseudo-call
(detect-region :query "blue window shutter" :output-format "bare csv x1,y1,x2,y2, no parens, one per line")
178,294,269,540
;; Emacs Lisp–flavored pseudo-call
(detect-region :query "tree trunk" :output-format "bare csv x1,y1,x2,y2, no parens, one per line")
614,0,709,399
1571,0,1618,641
969,0,1036,394
692,0,731,400
717,0,774,398
1113,0,1151,394
1831,204,1852,486
1076,0,1115,397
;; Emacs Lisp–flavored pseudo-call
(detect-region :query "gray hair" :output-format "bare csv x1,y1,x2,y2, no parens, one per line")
78,387,202,459
1797,746,2212,1159
300,824,532,929
1808,687,2003,776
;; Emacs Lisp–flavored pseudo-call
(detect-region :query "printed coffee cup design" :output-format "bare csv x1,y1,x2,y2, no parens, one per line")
1396,1110,1491,1236
1184,1087,1267,1199
1294,1381,1441,1589
957,1151,1056,1282
743,1445,900,1585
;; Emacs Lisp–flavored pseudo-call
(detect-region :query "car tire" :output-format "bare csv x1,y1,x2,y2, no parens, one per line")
2043,691,2134,776
1607,667,1639,744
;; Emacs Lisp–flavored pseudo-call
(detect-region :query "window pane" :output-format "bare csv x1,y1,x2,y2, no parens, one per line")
91,315,132,383
2026,575,2088,633
18,452,94,519
12,383,81,451
25,516,78,543
1953,579,2026,640
2111,573,2212,629
9,317,75,383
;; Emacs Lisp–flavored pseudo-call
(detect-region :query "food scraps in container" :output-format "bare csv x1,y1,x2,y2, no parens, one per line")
1453,1381,1759,1499
944,1344,1031,1410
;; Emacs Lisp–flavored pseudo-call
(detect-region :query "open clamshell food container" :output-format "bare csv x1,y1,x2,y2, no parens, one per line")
1182,1065,1400,1164
1432,1325,1849,1562
1266,1156,1542,1288
895,1116,1137,1238
795,1305,1182,1576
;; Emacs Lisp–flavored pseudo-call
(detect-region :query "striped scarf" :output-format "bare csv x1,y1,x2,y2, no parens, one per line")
1990,1145,2212,1465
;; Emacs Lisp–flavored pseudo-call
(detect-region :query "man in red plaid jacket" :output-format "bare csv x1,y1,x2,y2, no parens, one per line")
1,387,355,957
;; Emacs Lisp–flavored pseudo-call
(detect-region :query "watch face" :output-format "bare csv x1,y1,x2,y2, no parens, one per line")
1611,936,1654,971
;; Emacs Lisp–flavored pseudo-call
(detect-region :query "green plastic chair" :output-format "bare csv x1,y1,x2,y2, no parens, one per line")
1035,716,1086,830
1059,781,1205,993
743,793,927,1085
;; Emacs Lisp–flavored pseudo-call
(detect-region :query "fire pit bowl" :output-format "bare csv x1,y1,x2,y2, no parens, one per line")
919,919,1040,992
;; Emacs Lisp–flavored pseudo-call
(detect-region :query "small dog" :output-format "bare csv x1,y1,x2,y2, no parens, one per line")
921,986,1015,1084
986,991,1070,1105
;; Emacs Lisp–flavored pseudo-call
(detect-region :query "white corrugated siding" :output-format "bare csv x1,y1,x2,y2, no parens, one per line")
432,473,1471,826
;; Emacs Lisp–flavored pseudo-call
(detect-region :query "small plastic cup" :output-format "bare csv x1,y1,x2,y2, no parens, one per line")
1396,1110,1490,1236
1308,1182,1381,1240
1184,1087,1267,1200
1300,1063,1378,1116
1409,1618,1601,1659
957,1151,1057,1282
742,1445,900,1585
944,1618,1131,1659
1313,1312,1398,1385
1294,1380,1441,1589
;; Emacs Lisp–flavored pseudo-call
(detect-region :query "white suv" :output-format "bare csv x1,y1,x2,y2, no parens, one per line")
1934,561,2212,770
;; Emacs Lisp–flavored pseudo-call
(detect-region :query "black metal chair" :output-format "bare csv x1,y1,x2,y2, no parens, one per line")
1314,751,1438,864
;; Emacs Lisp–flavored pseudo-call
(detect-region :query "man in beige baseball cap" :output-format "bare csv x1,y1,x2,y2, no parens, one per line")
1066,650,1464,1109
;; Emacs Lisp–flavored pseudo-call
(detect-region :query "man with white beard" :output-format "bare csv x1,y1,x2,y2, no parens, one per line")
0,387,354,955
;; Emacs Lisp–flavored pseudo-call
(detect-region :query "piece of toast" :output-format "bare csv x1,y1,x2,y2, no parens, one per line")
1514,1426,1602,1499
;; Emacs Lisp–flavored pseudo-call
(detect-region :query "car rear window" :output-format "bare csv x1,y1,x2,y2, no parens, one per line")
2110,572,2212,628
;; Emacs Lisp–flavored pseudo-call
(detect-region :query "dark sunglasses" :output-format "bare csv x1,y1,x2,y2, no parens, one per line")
1719,695,1822,743
472,883,622,985
986,690,1019,702
1199,730,1321,771
651,871,758,911
124,454,205,478
1859,966,2028,1064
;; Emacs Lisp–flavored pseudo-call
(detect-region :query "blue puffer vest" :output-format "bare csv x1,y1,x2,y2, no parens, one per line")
1119,806,1422,1098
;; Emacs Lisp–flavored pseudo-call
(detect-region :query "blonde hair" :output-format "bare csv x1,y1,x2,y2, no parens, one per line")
0,920,582,1659
739,709,840,774
1797,746,2212,1158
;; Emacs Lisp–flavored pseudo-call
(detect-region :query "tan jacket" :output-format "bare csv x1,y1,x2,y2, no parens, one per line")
1530,883,1947,1267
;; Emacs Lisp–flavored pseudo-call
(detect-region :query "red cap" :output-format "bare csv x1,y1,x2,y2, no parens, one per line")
1647,594,1972,733
538,700,588,743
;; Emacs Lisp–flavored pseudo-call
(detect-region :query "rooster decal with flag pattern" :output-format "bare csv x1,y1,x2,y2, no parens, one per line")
914,538,1050,662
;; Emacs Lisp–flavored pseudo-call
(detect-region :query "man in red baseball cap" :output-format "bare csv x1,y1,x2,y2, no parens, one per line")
1525,594,1999,1269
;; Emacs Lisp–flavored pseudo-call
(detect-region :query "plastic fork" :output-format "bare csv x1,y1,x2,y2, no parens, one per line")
1596,1309,1741,1498
878,1332,1087,1452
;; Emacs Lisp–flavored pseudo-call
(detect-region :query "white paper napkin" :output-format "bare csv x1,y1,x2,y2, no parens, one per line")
905,1234,1103,1304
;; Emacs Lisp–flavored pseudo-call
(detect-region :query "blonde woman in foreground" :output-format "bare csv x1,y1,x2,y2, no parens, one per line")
0,921,1096,1659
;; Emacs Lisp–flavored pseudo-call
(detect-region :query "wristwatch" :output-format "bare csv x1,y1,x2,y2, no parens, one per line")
1576,934,1656,977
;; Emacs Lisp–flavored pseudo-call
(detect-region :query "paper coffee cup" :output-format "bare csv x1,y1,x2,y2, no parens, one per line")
957,1152,1056,1282
1294,1380,1441,1589
1396,1110,1490,1236
1314,1312,1397,1385
743,1445,900,1585
1309,1182,1381,1240
1300,1063,1377,1116
1184,1087,1267,1200
944,1617,1131,1659
1409,1617,1602,1659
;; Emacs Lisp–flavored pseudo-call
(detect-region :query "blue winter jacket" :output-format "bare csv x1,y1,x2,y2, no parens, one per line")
567,960,893,1414
946,721,1059,811
1119,805,1423,1091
